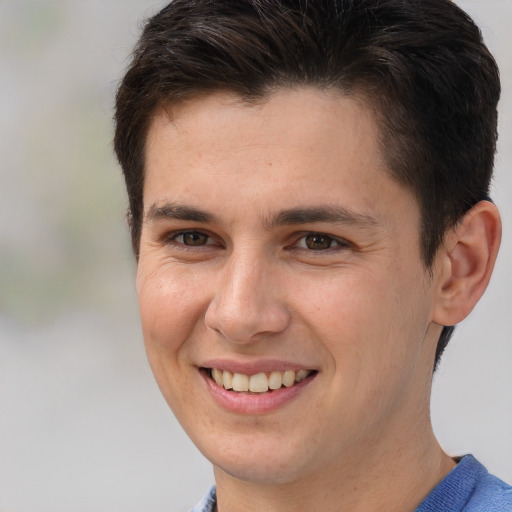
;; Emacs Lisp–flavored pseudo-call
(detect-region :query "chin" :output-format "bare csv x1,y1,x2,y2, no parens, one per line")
192,427,322,486
213,452,311,486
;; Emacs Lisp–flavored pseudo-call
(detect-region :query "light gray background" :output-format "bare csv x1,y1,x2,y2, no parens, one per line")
0,1,510,511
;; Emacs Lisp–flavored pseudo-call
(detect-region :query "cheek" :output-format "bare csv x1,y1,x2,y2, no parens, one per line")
136,265,211,417
136,264,208,357
300,267,430,375
296,269,394,338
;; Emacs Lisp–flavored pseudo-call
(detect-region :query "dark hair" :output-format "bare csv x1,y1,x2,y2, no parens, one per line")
114,0,500,369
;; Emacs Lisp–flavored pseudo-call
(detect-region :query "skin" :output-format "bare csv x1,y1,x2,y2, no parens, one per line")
136,88,500,512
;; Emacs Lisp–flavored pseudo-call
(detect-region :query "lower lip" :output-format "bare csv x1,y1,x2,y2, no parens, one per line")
201,370,316,414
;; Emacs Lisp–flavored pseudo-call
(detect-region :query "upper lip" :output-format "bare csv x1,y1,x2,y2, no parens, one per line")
200,358,317,375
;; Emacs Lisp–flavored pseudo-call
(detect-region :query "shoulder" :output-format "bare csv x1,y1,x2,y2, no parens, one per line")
463,459,512,512
417,455,512,512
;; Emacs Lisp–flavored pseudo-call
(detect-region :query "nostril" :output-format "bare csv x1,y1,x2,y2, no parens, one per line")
205,299,291,344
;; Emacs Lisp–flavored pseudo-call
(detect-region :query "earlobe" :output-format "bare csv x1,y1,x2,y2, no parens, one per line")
432,200,502,326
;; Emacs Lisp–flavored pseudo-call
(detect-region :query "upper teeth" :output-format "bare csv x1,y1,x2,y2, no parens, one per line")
211,368,311,393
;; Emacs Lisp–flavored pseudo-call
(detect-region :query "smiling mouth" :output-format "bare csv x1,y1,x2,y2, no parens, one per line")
205,368,316,394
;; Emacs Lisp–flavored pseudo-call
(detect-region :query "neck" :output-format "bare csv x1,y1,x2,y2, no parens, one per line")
213,411,455,512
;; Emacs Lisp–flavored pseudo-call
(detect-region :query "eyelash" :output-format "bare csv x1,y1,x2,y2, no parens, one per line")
167,230,349,252
169,231,218,248
292,232,349,252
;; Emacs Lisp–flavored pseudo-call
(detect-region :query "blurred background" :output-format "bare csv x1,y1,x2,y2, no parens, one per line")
0,1,510,511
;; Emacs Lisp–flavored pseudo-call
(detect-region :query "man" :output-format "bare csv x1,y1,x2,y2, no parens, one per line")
113,1,511,511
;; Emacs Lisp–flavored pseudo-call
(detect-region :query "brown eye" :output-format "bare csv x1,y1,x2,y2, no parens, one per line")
304,233,333,250
176,231,210,246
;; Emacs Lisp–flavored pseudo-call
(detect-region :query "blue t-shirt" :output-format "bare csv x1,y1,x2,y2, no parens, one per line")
416,455,511,511
190,455,512,512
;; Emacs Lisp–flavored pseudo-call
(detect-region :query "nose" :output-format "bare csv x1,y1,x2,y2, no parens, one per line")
204,250,290,344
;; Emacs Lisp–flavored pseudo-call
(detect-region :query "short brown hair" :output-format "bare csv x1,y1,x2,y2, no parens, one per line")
114,0,500,367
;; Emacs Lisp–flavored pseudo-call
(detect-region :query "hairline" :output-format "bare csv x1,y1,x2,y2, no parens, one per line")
138,83,436,268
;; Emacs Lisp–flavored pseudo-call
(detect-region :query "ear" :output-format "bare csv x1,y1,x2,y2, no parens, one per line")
432,200,502,326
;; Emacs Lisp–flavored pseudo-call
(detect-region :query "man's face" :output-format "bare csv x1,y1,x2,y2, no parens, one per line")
137,88,443,485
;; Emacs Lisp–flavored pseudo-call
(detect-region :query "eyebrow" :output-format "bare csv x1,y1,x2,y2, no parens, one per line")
145,201,379,230
269,205,380,229
145,202,219,224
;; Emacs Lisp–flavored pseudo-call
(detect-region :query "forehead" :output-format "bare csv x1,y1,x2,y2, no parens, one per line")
148,87,381,154
143,87,417,228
